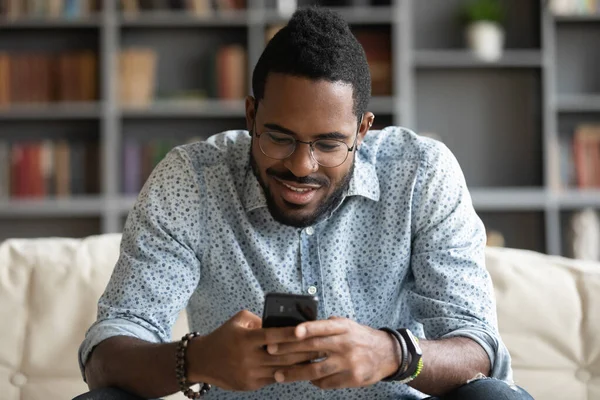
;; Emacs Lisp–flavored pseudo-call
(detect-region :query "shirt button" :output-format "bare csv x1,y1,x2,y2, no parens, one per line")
305,227,314,235
307,285,317,295
10,372,27,387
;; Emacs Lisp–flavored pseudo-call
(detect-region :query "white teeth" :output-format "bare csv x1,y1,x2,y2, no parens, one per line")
282,182,313,193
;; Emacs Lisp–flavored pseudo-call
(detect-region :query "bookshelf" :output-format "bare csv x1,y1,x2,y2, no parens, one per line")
0,0,598,259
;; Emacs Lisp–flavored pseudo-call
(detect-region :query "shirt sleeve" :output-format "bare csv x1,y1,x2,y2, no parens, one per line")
407,139,513,383
78,147,205,380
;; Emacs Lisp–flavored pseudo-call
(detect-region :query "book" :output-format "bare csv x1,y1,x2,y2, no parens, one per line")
28,143,44,197
573,125,600,188
123,140,141,195
47,0,65,18
216,45,247,99
550,0,600,14
119,49,157,106
0,141,9,199
121,0,140,15
0,53,9,106
40,140,54,196
558,134,575,189
85,141,100,194
187,0,211,16
58,52,75,102
54,140,71,197
70,141,86,195
78,51,97,101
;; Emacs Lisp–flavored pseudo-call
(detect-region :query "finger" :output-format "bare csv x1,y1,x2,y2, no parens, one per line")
296,318,350,340
246,326,300,346
311,371,354,390
260,351,328,367
274,358,340,384
269,335,338,355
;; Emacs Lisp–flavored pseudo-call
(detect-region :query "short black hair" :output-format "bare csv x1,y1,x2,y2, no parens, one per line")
252,7,371,120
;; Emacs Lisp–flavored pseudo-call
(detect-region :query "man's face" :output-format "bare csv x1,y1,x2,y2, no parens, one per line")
245,73,372,227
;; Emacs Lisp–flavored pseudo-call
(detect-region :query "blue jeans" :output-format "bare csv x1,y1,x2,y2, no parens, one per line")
74,379,534,400
424,378,534,399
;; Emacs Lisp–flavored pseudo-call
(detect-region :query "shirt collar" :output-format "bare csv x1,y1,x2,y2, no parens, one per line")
243,167,268,212
242,151,380,212
346,152,380,201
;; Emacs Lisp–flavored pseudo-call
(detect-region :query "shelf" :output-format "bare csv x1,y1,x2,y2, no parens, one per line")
0,103,102,120
414,50,543,68
470,188,548,210
119,10,250,28
0,197,104,217
556,94,600,112
120,100,246,118
119,98,395,120
554,14,600,23
264,6,393,25
0,16,101,29
555,190,600,209
117,196,137,215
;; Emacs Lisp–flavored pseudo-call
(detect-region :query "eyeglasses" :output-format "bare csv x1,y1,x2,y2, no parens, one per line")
253,115,363,168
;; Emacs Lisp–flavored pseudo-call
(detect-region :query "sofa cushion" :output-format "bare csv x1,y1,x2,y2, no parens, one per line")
0,234,187,400
486,246,600,400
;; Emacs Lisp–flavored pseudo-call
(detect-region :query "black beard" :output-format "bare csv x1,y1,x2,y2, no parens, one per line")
249,148,354,228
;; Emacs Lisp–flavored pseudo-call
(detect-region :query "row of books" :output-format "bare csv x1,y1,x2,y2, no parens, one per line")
120,46,246,106
120,0,245,15
0,140,99,199
573,125,600,188
122,139,182,194
0,52,97,105
559,124,600,188
550,0,600,15
0,0,99,19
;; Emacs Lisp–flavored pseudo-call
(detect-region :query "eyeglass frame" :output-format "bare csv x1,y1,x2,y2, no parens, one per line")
252,113,364,168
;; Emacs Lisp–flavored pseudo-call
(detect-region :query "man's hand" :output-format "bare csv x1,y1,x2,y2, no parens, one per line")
265,316,400,389
188,310,326,392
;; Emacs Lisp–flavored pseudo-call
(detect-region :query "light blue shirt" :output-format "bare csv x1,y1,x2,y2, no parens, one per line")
79,127,513,399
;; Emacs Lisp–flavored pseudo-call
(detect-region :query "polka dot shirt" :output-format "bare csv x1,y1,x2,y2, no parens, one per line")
79,127,513,399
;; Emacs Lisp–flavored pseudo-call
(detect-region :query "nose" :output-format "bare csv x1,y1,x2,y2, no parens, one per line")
283,142,318,177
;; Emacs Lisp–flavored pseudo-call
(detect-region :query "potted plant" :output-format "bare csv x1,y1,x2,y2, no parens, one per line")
462,0,506,62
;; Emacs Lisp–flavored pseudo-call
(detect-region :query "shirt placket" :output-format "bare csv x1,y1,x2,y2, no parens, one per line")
299,225,325,319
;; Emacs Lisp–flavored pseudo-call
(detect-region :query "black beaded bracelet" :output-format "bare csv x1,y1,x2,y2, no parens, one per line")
379,327,408,382
176,332,211,399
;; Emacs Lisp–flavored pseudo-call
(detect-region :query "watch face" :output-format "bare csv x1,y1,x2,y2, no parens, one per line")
402,328,423,356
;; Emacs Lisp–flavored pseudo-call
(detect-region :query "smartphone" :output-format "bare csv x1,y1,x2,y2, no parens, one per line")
262,292,319,328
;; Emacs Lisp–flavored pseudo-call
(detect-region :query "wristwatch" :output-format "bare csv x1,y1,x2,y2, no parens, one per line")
396,328,423,384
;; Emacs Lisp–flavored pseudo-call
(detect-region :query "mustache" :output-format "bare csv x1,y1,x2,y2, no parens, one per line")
266,168,330,187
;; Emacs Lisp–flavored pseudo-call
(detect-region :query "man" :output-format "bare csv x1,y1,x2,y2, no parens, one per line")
78,7,533,400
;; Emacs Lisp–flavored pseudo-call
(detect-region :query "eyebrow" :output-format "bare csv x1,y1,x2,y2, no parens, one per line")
263,123,349,141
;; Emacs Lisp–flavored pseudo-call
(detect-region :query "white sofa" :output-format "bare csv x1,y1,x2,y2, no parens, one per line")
0,234,599,400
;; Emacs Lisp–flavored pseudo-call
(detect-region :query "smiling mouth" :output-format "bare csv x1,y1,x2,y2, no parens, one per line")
280,181,319,192
273,178,321,205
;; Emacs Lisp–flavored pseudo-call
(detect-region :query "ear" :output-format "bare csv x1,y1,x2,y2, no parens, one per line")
357,112,375,148
245,96,256,133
